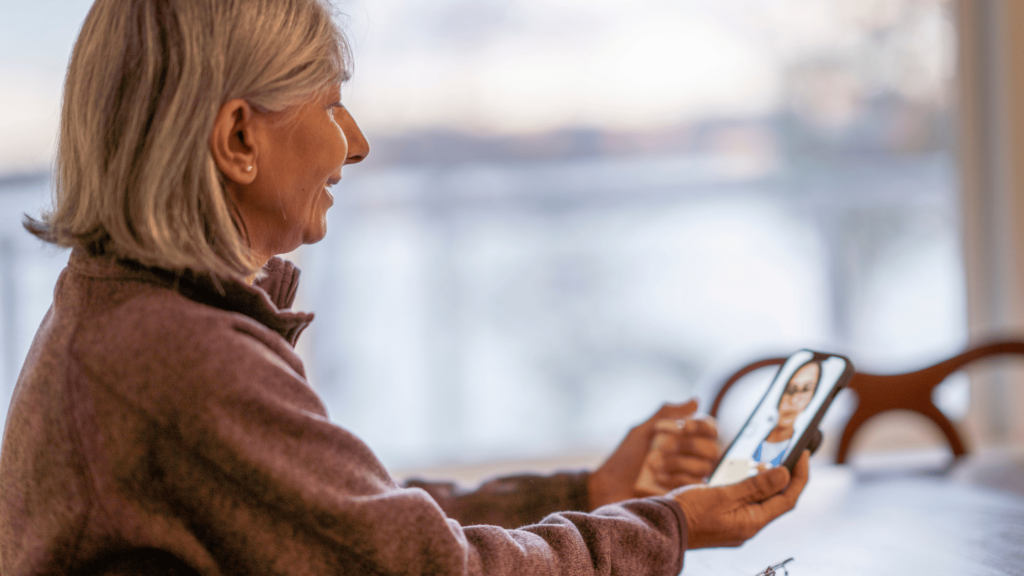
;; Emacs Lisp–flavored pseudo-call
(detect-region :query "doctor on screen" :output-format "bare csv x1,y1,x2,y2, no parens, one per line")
753,359,822,467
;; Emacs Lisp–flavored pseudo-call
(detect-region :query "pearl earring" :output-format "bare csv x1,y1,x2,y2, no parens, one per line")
245,165,253,172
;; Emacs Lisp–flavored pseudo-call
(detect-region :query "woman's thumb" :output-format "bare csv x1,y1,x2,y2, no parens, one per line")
733,466,790,503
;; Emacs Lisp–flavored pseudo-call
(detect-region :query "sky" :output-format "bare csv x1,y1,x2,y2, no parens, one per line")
0,0,949,175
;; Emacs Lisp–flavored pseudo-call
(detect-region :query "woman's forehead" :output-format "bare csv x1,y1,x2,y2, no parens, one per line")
791,364,819,383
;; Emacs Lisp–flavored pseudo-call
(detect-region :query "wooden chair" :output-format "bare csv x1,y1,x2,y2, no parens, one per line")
708,340,1024,464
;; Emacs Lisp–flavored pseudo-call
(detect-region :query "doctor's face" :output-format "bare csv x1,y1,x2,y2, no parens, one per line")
777,362,820,427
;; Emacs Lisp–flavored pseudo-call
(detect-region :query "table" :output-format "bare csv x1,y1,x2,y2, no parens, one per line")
683,465,1024,576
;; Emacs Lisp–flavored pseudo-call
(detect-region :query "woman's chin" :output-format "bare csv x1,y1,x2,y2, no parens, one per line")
300,208,331,245
776,417,797,430
303,221,329,245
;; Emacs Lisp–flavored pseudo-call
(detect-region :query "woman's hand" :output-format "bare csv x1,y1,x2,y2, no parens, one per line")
647,416,721,488
672,450,810,549
588,399,720,509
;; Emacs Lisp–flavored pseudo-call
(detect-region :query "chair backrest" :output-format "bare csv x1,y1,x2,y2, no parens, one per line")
708,340,1024,464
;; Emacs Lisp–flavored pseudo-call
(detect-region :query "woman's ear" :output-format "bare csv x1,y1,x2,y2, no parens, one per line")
210,99,259,185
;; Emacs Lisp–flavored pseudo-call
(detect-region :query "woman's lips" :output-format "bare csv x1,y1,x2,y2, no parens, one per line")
324,175,341,206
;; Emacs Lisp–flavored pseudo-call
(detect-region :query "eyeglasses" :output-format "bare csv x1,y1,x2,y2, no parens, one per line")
755,557,793,576
783,383,815,395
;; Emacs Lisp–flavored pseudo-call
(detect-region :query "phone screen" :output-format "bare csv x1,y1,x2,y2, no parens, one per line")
707,350,850,487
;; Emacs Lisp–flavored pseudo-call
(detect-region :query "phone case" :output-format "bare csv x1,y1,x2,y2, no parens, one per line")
710,350,854,484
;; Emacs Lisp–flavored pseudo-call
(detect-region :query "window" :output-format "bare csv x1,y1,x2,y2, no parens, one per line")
0,0,966,471
299,0,965,470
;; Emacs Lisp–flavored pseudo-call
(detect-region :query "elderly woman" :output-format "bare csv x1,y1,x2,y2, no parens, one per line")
0,0,808,575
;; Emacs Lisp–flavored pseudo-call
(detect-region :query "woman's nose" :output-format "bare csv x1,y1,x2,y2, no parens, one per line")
338,108,369,165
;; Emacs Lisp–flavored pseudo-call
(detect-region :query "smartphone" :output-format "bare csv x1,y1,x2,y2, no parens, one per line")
707,349,854,487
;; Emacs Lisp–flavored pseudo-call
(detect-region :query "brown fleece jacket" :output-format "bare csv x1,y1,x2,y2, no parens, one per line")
0,249,688,576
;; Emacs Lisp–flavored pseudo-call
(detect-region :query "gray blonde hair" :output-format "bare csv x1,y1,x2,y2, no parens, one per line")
27,0,350,278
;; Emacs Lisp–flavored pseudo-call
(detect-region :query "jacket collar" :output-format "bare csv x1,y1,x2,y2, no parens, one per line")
68,249,314,346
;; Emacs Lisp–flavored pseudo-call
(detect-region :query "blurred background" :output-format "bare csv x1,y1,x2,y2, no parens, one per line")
2,0,1021,481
